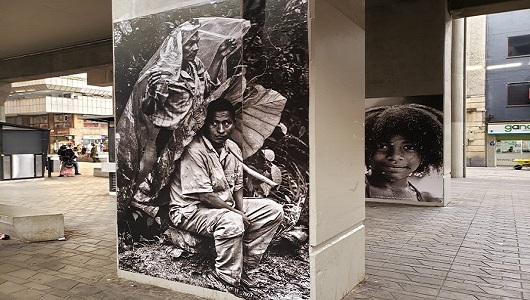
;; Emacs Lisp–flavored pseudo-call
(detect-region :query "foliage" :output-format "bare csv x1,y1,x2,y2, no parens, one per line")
119,240,309,299
116,0,309,248
242,0,309,233
116,1,310,298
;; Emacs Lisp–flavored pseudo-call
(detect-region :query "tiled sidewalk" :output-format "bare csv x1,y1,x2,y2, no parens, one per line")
0,162,203,300
346,167,530,299
1,164,529,299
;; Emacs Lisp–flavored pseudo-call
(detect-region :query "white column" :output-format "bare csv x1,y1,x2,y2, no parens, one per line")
309,1,365,299
451,18,466,178
0,81,12,122
486,134,497,166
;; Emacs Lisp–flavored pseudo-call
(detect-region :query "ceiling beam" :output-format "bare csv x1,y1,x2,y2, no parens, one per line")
0,39,112,83
448,0,530,18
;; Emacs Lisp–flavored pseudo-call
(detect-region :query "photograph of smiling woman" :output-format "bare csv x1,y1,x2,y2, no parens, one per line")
364,102,444,203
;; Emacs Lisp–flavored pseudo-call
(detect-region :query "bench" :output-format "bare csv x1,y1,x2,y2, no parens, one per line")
0,204,65,242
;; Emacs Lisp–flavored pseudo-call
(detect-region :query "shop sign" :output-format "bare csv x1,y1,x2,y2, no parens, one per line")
54,128,70,136
488,123,530,134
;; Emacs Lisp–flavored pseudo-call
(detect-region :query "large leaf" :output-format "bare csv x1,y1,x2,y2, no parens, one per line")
230,84,287,159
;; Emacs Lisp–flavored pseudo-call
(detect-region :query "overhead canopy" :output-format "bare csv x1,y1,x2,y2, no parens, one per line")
0,122,50,132
448,0,530,18
77,115,115,123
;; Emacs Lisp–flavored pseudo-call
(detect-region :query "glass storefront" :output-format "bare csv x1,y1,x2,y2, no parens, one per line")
495,139,530,166
496,139,530,154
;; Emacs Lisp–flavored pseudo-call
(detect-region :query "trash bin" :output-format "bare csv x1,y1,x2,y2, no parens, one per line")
47,157,61,173
51,159,61,172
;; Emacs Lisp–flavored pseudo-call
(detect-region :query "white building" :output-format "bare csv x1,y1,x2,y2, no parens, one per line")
5,73,113,152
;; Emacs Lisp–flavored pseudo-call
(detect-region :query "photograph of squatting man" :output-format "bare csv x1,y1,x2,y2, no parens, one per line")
167,98,284,291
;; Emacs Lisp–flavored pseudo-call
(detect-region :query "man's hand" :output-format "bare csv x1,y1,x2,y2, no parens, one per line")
238,211,251,229
196,192,251,229
216,38,239,58
147,71,166,94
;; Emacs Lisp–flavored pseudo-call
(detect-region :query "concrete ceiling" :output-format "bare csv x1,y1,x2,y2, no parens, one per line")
4,0,530,60
0,0,112,60
448,0,530,18
1,0,529,82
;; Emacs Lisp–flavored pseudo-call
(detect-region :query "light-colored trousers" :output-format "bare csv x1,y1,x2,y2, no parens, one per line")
176,198,283,286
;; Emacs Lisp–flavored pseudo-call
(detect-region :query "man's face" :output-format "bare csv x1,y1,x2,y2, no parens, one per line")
182,33,199,62
204,111,235,147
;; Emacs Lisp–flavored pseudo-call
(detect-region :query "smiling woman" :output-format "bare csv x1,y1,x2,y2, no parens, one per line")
365,103,444,202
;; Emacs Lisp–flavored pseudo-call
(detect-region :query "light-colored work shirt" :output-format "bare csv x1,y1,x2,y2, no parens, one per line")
169,134,243,225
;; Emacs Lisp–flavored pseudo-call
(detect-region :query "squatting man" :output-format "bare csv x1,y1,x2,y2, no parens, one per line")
168,98,284,289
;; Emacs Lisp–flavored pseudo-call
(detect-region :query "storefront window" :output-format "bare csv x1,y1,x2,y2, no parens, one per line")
496,140,530,153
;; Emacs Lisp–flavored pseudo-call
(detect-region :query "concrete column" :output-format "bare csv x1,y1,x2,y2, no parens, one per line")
451,18,466,178
486,134,497,166
0,81,12,122
309,1,365,298
113,1,366,299
87,66,114,87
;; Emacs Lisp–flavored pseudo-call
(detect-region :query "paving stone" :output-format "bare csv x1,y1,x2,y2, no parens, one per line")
36,247,61,255
394,282,440,297
523,291,530,300
348,167,530,300
475,277,523,289
478,284,523,298
409,265,448,277
68,282,104,295
54,273,79,281
440,279,488,294
77,269,105,280
10,254,33,262
24,281,53,291
7,268,39,279
84,258,112,268
28,272,62,285
405,273,445,286
40,294,63,300
438,288,501,300
343,287,395,300
388,290,436,300
0,274,28,285
59,265,87,275
0,292,15,300
10,288,46,299
37,268,62,277
0,263,22,274
0,281,27,294
4,164,530,299
44,278,79,291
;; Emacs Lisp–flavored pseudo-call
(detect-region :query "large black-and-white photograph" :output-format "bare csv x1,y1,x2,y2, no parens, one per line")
114,0,309,299
365,96,444,205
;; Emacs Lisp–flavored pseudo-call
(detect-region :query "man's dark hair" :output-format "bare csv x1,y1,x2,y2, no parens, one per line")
206,98,236,121
365,103,444,174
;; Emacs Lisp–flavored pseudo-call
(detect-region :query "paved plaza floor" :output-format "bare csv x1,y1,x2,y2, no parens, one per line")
1,163,529,299
347,167,530,300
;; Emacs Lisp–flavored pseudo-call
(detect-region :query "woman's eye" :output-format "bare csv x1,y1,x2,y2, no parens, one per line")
376,143,388,150
222,121,232,127
403,144,416,151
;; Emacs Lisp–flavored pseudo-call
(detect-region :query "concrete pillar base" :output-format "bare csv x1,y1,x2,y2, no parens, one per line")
0,204,65,242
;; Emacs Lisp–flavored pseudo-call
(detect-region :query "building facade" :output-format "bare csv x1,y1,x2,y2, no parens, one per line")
486,9,530,166
466,9,530,167
5,74,113,153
